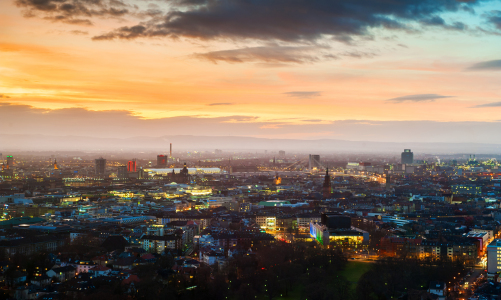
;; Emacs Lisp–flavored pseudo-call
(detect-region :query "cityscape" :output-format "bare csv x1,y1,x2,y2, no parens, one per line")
0,149,500,299
3,0,501,299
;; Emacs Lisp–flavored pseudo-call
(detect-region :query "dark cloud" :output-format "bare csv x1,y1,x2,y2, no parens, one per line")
471,101,501,108
92,0,483,41
70,29,89,35
191,46,329,64
387,94,453,103
486,10,501,30
284,91,322,99
207,102,234,106
15,0,131,25
466,59,501,71
420,15,468,30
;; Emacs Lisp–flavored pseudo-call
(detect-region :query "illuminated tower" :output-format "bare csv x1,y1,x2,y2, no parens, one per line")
53,159,59,170
127,159,137,172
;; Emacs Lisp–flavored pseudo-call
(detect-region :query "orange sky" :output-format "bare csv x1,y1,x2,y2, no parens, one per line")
1,0,501,140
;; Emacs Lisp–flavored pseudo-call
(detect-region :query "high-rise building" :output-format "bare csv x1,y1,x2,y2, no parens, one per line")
308,154,321,170
487,240,501,275
117,166,128,179
127,159,137,172
215,149,223,155
95,157,106,175
278,150,285,157
6,156,13,167
157,155,167,167
401,149,413,164
170,143,172,158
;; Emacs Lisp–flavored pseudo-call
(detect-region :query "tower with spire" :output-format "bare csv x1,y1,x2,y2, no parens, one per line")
322,167,332,199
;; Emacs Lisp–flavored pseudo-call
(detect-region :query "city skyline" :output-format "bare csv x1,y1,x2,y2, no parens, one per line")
2,0,501,142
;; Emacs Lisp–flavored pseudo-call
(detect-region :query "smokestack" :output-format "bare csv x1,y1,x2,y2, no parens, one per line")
170,143,172,157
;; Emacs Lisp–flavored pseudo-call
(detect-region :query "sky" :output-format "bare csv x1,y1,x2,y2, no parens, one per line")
2,0,501,143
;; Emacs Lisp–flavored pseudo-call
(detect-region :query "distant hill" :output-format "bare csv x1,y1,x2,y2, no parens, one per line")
1,133,501,154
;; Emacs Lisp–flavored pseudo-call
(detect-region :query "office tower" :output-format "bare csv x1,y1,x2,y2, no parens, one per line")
0,153,2,163
487,240,501,275
170,143,172,158
117,166,128,179
278,150,285,157
95,157,106,175
308,154,321,170
6,156,13,167
127,159,137,172
401,149,413,164
215,149,223,154
157,155,167,167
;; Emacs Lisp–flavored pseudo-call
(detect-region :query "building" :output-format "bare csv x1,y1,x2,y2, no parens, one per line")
321,213,351,229
309,155,321,170
427,282,447,300
487,239,501,275
157,155,167,167
145,167,221,175
401,149,413,164
309,222,367,248
279,150,285,156
127,159,137,172
452,185,481,196
297,214,321,231
117,166,128,179
256,215,277,232
0,235,66,257
141,235,181,254
95,157,106,175
6,155,13,167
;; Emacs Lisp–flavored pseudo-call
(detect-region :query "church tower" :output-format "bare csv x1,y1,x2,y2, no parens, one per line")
322,168,332,199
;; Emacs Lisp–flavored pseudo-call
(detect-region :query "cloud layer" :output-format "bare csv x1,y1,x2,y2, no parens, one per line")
15,0,131,26
387,94,453,103
467,59,501,71
471,101,501,108
284,91,322,99
1,102,501,144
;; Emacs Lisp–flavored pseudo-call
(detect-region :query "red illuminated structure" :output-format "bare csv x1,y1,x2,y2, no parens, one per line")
127,159,137,172
157,155,167,167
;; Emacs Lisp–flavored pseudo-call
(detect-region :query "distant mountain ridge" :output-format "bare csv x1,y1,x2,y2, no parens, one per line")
1,133,501,154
